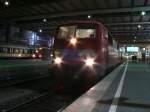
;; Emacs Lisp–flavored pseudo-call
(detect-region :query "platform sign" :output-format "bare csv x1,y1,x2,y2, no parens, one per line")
127,47,139,52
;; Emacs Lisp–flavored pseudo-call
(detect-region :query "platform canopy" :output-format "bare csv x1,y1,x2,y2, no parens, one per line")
0,0,150,44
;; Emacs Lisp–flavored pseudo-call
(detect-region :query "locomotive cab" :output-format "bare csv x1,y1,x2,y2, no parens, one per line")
56,24,101,65
52,21,120,91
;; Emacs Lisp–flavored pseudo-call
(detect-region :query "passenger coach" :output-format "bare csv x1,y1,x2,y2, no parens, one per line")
0,44,33,59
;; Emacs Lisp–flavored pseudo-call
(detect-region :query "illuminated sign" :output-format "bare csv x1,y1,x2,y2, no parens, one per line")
127,47,139,52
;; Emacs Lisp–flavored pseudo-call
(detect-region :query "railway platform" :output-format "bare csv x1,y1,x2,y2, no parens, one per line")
62,61,150,112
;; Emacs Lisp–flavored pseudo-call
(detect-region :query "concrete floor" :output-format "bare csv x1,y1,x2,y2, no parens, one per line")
62,61,150,112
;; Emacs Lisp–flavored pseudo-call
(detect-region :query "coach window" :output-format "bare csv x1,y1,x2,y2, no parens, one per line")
11,48,13,53
9,48,12,53
0,47,3,53
10,48,13,53
20,49,23,53
15,49,19,54
0,47,1,53
12,48,15,53
3,48,7,53
7,48,10,53
24,49,28,54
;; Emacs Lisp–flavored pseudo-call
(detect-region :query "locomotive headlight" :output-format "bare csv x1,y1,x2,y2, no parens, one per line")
85,58,95,67
70,38,77,45
35,50,39,53
54,57,62,64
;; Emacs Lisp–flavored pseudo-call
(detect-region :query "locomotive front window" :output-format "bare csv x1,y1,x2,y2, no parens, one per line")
58,24,96,39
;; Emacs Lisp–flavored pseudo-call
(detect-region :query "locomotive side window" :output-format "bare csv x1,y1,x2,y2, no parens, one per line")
58,24,96,39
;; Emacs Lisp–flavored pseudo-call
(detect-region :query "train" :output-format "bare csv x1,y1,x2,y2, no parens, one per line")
0,44,43,59
51,20,121,91
32,47,42,58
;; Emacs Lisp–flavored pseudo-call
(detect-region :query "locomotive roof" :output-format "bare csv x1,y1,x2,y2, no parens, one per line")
57,20,107,29
59,20,102,25
0,43,32,49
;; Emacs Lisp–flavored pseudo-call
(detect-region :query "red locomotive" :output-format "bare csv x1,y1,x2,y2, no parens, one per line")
51,20,121,91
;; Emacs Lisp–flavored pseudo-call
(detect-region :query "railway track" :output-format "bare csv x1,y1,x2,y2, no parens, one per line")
0,63,122,112
0,90,46,112
9,93,76,112
0,76,79,112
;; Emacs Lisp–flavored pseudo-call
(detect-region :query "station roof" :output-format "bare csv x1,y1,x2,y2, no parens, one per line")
0,0,150,45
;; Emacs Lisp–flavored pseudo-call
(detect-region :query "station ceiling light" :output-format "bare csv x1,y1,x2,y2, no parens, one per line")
137,25,142,29
4,1,9,6
141,11,146,16
39,29,42,33
43,18,47,22
87,15,91,19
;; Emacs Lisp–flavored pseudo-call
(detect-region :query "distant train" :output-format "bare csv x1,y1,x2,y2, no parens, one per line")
32,47,42,58
0,44,44,59
51,20,121,91
0,44,33,59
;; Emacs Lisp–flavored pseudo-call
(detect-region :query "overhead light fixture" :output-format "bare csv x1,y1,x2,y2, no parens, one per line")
141,11,146,16
137,25,142,29
39,29,42,33
5,1,9,6
87,15,91,19
43,18,47,22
